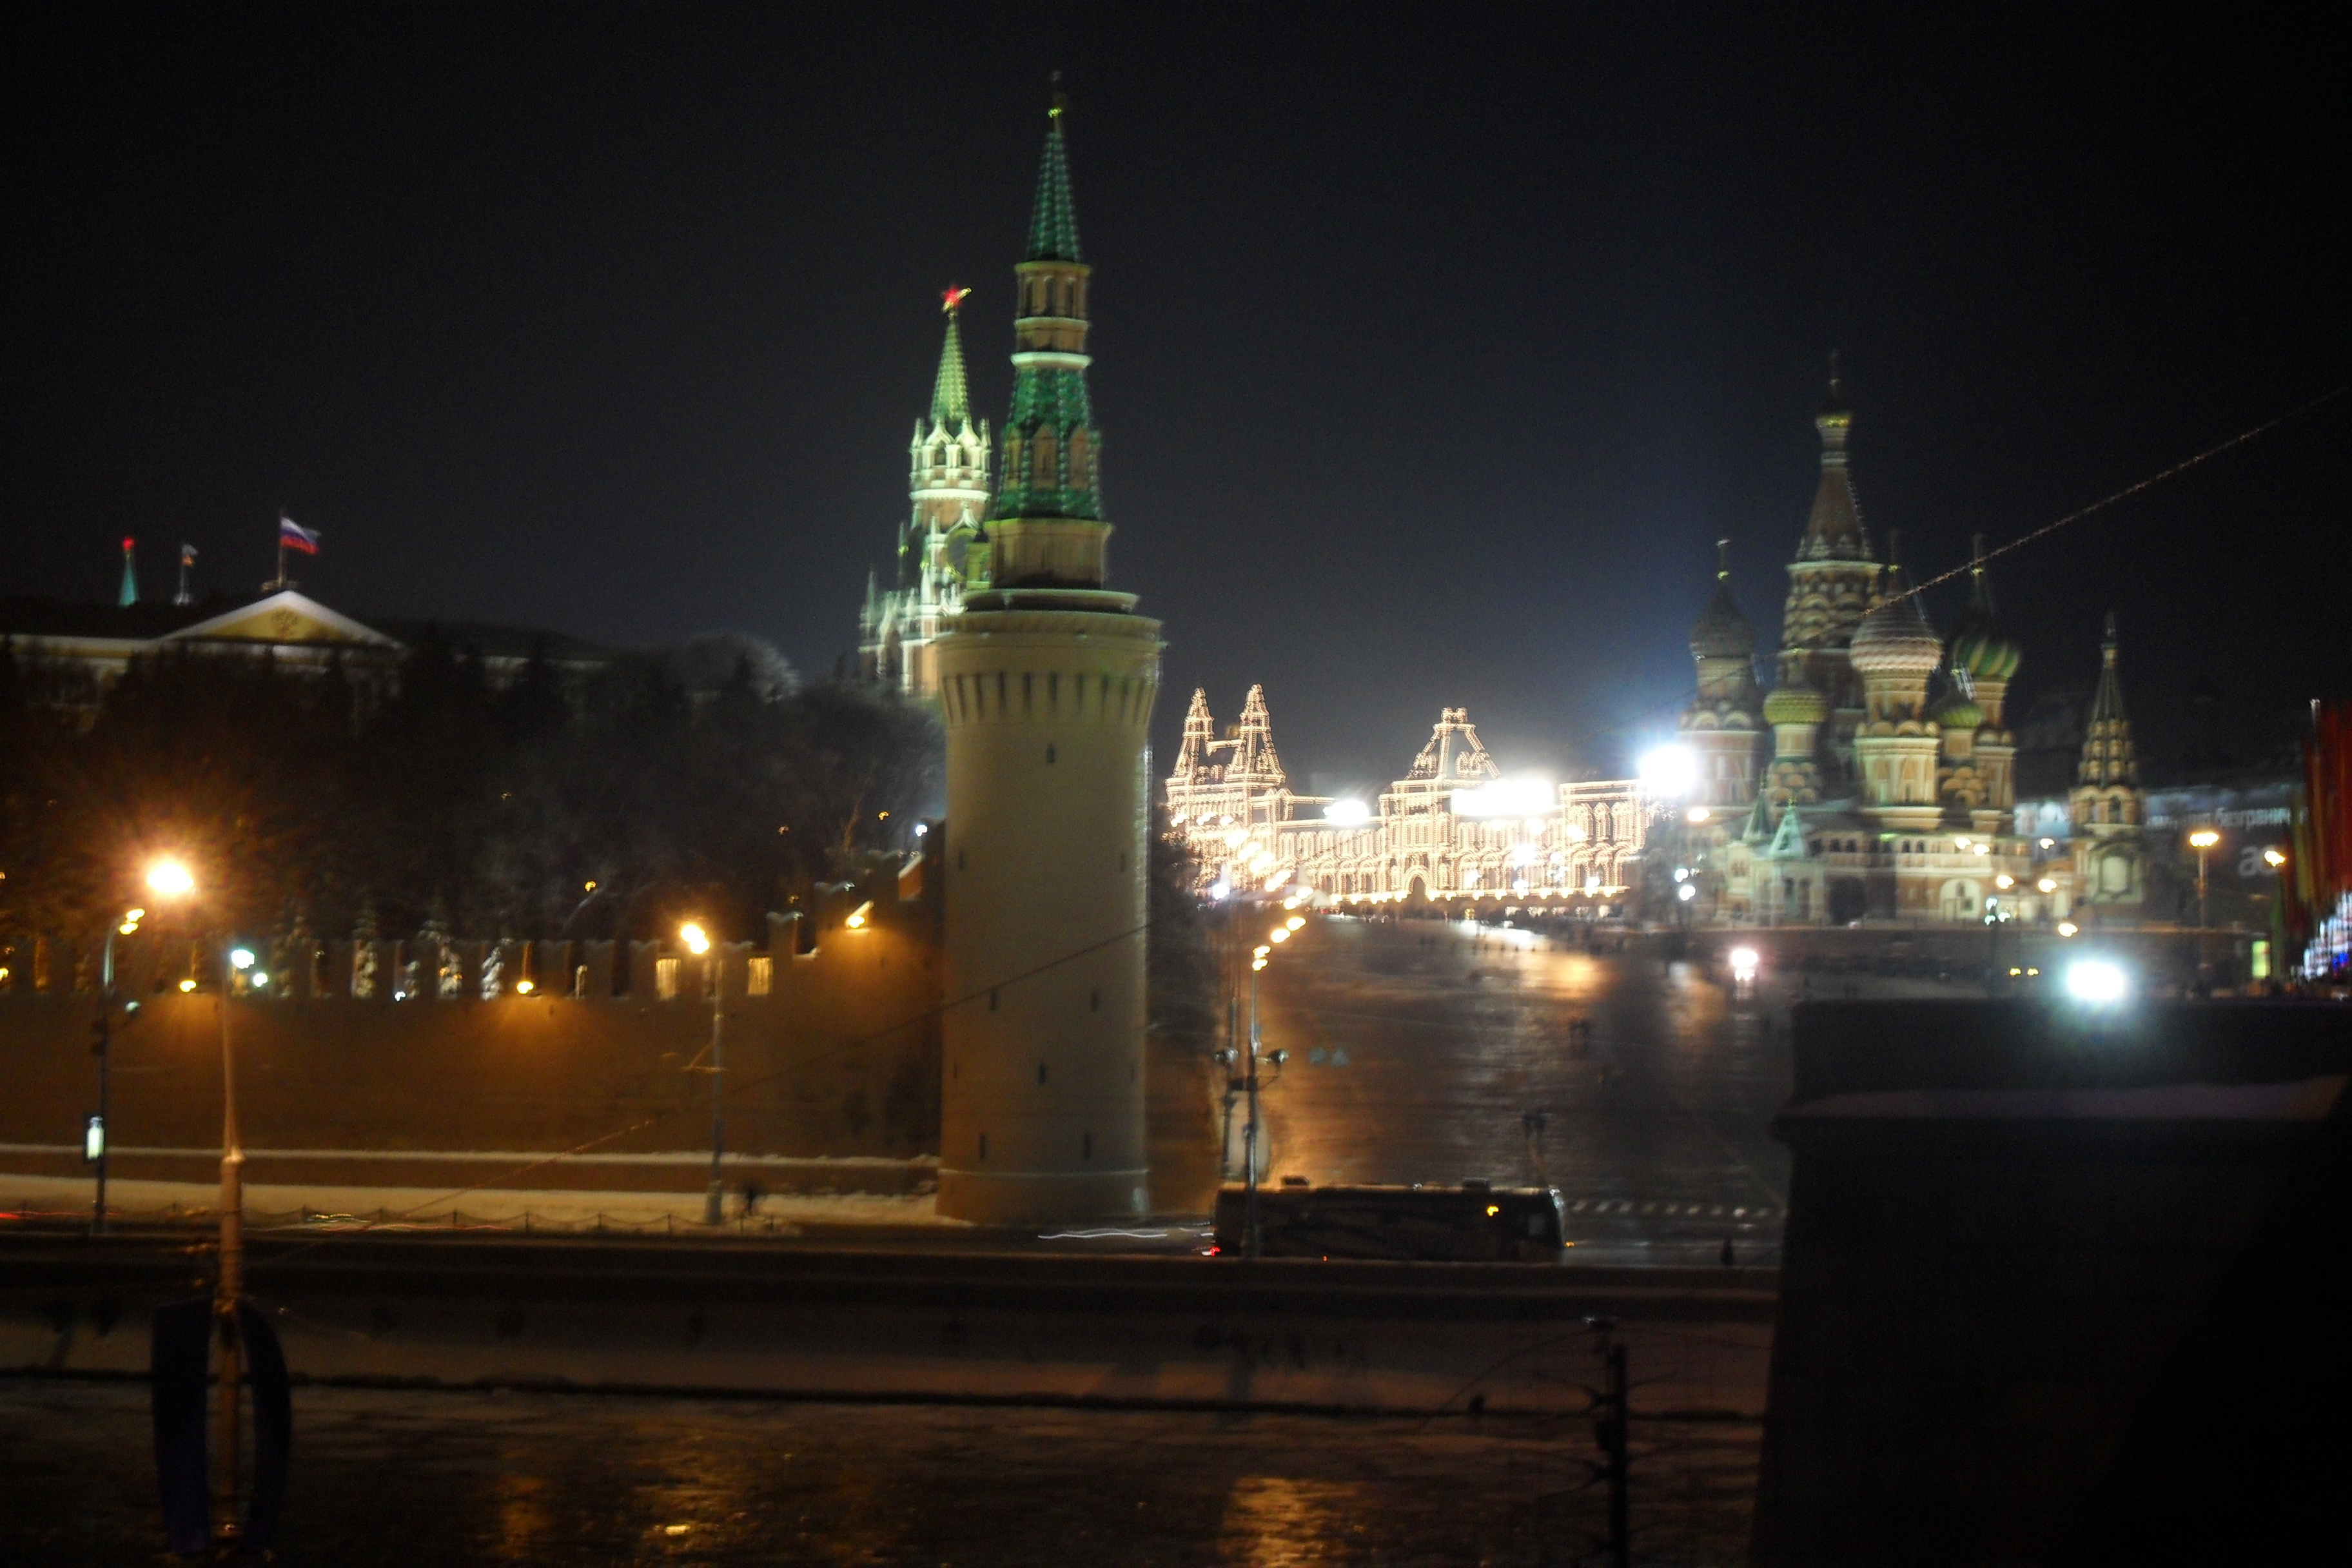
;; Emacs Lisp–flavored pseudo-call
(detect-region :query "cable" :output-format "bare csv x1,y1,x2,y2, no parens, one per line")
1883,383,2347,606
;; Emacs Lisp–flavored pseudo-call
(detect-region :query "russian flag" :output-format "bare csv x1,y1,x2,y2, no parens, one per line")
279,515,321,555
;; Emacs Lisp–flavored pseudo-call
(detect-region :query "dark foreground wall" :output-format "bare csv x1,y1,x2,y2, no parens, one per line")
0,917,943,1191
1751,999,2352,1566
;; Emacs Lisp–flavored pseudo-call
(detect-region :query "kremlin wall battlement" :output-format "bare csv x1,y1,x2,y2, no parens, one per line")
0,894,946,1196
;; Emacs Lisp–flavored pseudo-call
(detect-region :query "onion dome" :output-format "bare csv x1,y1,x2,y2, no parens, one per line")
1928,689,1983,732
1689,539,1754,660
1763,682,1830,727
1848,562,1942,678
1949,536,2021,680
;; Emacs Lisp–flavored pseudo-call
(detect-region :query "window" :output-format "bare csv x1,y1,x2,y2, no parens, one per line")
747,956,772,997
655,957,680,1000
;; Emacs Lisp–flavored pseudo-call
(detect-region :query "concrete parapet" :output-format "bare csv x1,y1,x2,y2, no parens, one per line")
1752,999,2352,1565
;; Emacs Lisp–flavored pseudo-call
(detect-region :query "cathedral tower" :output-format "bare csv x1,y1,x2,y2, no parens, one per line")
1848,551,1945,832
1948,536,2023,833
2071,613,2144,906
1680,539,1763,810
1777,366,1883,785
933,99,1162,1223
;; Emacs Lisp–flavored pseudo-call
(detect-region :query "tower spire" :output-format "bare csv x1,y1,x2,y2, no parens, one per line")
1027,84,1083,263
2078,612,2139,787
985,90,1108,586
117,537,139,607
932,287,973,428
1798,355,1871,562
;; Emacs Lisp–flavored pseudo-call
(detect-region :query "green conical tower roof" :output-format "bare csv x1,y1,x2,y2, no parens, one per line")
930,291,972,427
991,103,1104,527
117,538,139,607
1024,110,1083,263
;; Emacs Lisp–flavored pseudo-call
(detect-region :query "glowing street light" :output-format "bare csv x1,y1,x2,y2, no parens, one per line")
94,860,197,1236
681,920,726,1225
2037,878,2057,894
2264,847,2288,868
2066,959,2129,1004
1638,745,1698,798
2187,829,2221,930
2057,921,2079,937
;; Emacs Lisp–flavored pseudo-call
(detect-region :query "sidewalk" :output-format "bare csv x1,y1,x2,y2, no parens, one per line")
0,1172,956,1233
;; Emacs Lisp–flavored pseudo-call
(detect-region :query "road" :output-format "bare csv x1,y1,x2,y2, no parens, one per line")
0,1378,1761,1566
1226,916,1930,1264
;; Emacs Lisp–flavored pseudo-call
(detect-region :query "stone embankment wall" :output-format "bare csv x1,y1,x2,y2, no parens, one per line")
0,891,943,1196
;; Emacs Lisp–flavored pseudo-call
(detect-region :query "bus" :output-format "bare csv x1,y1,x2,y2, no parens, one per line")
1212,1180,1568,1262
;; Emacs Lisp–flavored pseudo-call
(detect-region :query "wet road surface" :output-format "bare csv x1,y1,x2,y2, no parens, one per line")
0,1378,1760,1566
1228,919,1802,1264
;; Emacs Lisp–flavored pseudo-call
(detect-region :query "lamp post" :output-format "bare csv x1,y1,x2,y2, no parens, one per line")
89,859,201,1235
216,937,255,1549
2188,830,2220,932
92,906,142,1234
680,922,724,1225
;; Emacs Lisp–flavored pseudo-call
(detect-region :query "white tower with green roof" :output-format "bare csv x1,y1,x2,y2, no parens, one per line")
933,98,1163,1224
860,291,994,695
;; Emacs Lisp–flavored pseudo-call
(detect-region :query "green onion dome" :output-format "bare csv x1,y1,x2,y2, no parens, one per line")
1928,689,1983,732
1951,620,2022,681
1762,682,1830,727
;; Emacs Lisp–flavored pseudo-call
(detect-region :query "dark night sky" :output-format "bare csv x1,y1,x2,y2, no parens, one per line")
5,5,2345,794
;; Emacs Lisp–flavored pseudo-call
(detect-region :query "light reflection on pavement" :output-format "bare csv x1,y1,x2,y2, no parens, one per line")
1232,917,1799,1264
0,1380,1761,1565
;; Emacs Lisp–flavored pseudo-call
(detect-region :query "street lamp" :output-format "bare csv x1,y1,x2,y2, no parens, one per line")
2188,829,2220,931
679,921,727,1225
159,868,262,1556
90,859,197,1234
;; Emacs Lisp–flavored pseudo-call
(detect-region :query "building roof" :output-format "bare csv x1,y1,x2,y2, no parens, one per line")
2077,612,2140,789
1,589,609,667
1690,541,1756,660
1849,568,1942,676
1024,110,1084,264
931,297,972,428
1950,536,2023,680
1795,365,1876,564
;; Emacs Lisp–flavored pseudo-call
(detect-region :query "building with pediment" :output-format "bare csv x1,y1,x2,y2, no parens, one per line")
0,587,613,714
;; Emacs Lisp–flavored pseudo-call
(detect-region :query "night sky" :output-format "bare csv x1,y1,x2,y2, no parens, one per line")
6,6,2344,795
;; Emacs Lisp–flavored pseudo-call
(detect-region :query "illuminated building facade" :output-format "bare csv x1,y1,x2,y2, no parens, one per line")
1686,377,2140,926
1165,693,1652,905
